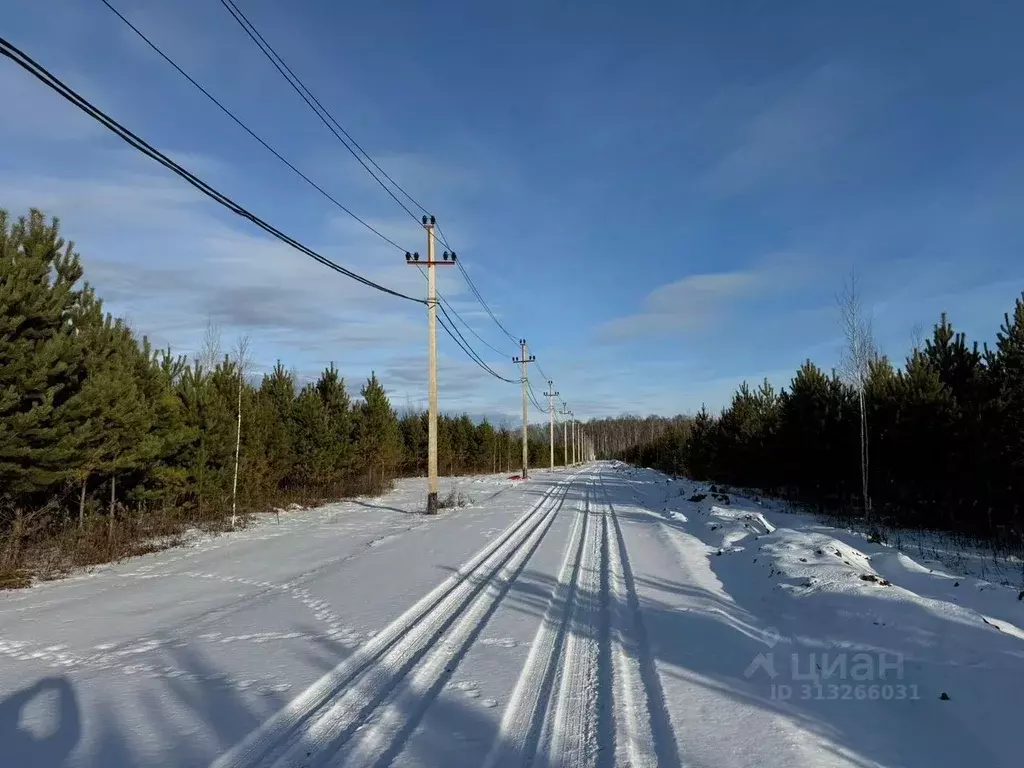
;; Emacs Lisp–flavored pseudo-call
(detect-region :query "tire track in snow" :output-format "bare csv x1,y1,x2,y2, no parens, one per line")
486,467,681,768
213,471,580,768
483,473,590,768
546,481,603,767
598,470,682,768
336,475,577,767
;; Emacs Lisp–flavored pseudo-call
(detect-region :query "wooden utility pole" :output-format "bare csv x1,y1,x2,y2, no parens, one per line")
544,380,559,469
570,412,576,465
406,216,455,514
513,340,536,479
560,402,570,466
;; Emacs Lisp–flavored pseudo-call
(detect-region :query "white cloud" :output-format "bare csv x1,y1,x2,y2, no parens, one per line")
596,250,821,343
599,271,760,341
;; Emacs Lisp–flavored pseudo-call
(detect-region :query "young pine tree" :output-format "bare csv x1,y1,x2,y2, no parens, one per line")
315,364,353,489
988,293,1024,531
260,362,297,490
353,372,402,493
0,210,88,497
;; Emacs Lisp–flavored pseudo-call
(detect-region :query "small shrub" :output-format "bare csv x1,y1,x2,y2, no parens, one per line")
0,566,30,590
438,489,470,510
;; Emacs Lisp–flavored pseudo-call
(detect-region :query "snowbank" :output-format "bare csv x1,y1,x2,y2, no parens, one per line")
613,465,1024,768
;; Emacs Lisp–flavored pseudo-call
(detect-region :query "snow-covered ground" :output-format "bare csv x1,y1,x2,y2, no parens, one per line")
1,463,1021,767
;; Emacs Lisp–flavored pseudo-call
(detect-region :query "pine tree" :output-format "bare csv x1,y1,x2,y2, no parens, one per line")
685,405,717,480
780,361,831,504
133,344,193,507
399,411,427,476
353,372,402,492
0,210,88,496
61,314,152,525
989,293,1024,531
924,312,982,402
260,362,296,490
315,364,353,489
869,351,949,525
291,383,331,489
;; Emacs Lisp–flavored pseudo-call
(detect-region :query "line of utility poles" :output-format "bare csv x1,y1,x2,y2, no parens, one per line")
544,380,560,469
407,219,589,510
406,215,455,514
513,340,536,479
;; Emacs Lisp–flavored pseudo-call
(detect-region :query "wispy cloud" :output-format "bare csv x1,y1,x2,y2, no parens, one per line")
597,252,812,342
698,62,896,198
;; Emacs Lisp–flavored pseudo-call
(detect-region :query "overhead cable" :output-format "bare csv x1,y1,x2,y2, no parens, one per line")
217,0,421,224
0,36,424,303
97,0,410,253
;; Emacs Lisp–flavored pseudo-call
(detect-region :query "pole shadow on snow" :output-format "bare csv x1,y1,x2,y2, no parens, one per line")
0,676,81,768
349,499,422,516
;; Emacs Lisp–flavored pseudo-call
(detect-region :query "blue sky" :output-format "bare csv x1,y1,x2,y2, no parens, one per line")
2,0,1022,423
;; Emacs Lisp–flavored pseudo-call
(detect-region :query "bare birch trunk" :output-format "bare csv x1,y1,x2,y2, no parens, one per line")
108,475,116,544
79,475,87,529
231,375,242,529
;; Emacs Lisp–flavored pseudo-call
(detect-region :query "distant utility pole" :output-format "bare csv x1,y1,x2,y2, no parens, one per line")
513,339,536,479
406,216,455,514
544,380,560,469
570,412,576,465
559,401,570,467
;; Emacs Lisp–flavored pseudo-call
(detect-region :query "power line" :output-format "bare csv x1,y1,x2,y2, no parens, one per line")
436,313,517,384
414,266,517,384
535,359,552,383
97,0,410,253
217,0,422,224
437,301,516,383
98,0,523,378
438,292,515,357
456,259,519,344
527,388,547,416
209,0,551,389
217,0,529,364
526,378,548,415
0,36,424,304
433,222,518,348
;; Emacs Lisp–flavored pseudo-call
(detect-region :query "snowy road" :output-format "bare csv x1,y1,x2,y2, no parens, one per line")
2,463,1022,767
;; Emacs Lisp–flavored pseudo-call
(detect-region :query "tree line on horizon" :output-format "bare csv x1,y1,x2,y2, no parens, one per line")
611,292,1024,546
0,209,561,583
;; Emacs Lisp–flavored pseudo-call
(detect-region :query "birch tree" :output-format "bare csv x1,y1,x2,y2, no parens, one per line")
230,335,251,528
837,270,877,523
